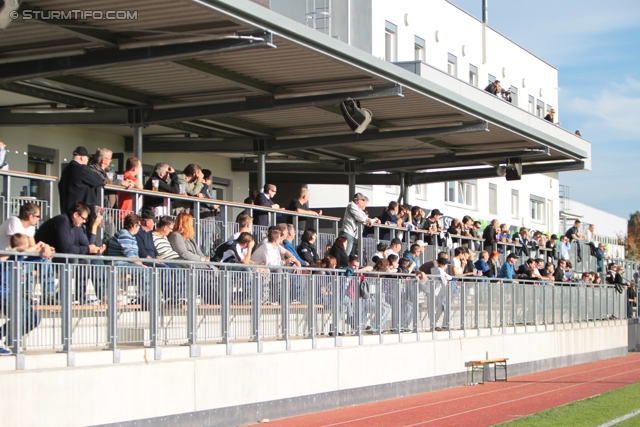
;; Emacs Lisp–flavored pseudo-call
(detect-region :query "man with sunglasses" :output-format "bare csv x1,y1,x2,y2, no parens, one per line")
35,202,104,256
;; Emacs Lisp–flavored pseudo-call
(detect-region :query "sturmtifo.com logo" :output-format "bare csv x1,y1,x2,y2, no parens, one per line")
11,9,138,21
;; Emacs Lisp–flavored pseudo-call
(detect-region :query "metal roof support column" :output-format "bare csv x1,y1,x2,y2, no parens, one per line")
348,173,356,201
257,153,266,193
133,125,143,183
399,172,408,205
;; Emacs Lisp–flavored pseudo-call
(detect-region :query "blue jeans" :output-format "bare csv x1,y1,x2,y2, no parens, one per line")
0,292,41,344
340,232,356,257
24,258,56,294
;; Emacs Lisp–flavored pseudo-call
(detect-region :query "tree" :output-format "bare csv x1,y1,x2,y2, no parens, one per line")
626,211,640,261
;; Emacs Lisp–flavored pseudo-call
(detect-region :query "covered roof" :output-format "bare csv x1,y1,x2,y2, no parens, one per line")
0,0,590,186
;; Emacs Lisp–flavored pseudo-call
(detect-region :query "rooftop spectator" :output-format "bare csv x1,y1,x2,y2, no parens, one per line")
254,184,281,227
498,253,518,280
287,188,322,228
483,219,499,250
297,228,320,266
484,79,502,96
340,192,379,256
142,162,180,216
544,109,560,126
173,163,205,214
199,169,220,219
586,224,596,243
329,235,349,268
168,212,209,263
0,233,42,356
117,157,144,212
57,146,105,215
107,213,145,267
565,219,587,243
575,130,582,137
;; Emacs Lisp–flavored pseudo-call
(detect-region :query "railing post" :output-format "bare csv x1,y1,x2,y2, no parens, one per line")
542,285,547,327
412,279,419,335
149,267,161,360
376,278,383,342
499,282,505,334
293,216,299,247
221,270,231,354
3,175,11,220
221,205,228,241
193,201,201,249
357,223,364,260
59,263,75,366
486,281,490,331
395,279,402,339
569,286,574,324
47,180,54,219
186,268,200,357
98,187,105,244
307,275,317,348
107,264,120,363
251,270,263,353
429,280,436,335
460,281,466,334
446,278,452,338
331,274,341,346
281,273,291,350
332,219,337,240
511,282,516,332
9,261,24,369
354,276,362,345
523,285,528,332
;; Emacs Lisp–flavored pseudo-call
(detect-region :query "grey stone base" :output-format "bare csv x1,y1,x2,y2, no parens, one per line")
97,346,628,427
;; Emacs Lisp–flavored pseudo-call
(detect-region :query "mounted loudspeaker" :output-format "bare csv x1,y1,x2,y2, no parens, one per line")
340,98,372,134
505,157,522,181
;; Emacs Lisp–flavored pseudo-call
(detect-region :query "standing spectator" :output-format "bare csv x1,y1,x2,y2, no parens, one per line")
142,162,180,215
558,235,571,260
411,206,427,230
117,157,144,212
424,209,444,246
173,163,205,214
340,192,378,256
380,201,400,241
287,188,322,229
483,219,499,250
546,234,558,260
498,253,518,279
544,109,560,126
430,256,452,331
88,147,133,211
297,228,320,266
595,243,607,273
199,169,220,219
57,146,105,214
254,184,281,227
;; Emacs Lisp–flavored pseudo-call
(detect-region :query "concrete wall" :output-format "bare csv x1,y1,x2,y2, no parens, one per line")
0,321,627,427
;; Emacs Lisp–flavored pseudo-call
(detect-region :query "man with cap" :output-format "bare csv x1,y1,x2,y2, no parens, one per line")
340,192,380,256
135,210,161,265
371,241,388,265
424,209,444,246
387,238,403,257
498,253,518,279
58,146,106,215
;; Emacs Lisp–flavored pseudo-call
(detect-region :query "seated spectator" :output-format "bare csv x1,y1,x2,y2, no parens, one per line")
487,251,500,278
233,214,253,240
565,261,577,282
474,250,492,277
251,227,300,268
539,262,556,282
419,251,449,275
173,163,205,214
470,220,482,238
213,232,256,264
513,227,531,256
0,233,42,355
117,157,144,212
558,235,571,260
315,255,337,272
579,272,592,286
135,211,161,265
402,242,423,272
142,162,180,216
152,216,181,264
329,235,349,268
516,258,538,277
387,254,399,272
371,242,389,265
397,257,412,274
544,108,560,126
277,223,307,266
168,212,209,263
546,234,558,260
107,213,145,266
451,247,481,278
464,249,477,275
0,202,53,256
387,238,403,257
297,228,320,266
254,184,281,227
554,259,568,283
498,253,518,279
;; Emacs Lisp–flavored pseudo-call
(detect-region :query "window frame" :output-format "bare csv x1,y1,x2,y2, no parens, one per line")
469,64,478,86
385,21,398,62
447,53,457,77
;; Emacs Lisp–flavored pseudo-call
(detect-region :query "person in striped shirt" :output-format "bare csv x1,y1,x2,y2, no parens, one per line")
152,216,181,262
107,213,144,266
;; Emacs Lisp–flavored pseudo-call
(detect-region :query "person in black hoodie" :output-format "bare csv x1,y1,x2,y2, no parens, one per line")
297,228,320,266
329,235,349,268
142,162,181,215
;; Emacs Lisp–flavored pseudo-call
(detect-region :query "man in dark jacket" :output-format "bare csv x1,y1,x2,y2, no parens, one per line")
483,219,499,250
57,146,105,214
142,162,180,215
254,184,280,226
135,211,160,264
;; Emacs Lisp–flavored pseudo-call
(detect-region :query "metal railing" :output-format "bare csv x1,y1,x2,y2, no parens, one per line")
0,251,626,368
0,169,56,223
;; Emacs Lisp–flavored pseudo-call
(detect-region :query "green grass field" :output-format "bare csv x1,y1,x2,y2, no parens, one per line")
498,382,640,427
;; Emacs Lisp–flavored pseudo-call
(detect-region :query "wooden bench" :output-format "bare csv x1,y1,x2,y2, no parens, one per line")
469,358,508,384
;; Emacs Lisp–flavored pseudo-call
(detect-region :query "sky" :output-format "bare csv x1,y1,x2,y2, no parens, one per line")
448,0,640,219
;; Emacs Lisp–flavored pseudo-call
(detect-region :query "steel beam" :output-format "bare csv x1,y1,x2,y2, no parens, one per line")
0,82,114,108
0,32,275,83
44,76,158,106
124,137,254,153
233,159,345,173
268,121,487,152
250,172,400,185
173,59,276,94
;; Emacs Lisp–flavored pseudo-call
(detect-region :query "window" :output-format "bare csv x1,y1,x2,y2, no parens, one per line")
509,86,518,106
414,184,426,200
530,195,545,221
546,104,553,114
445,180,476,208
528,95,535,114
414,36,425,62
536,99,544,118
27,145,55,200
447,53,457,77
469,64,478,86
511,189,519,218
386,185,400,195
488,184,497,215
385,21,397,62
488,74,496,85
